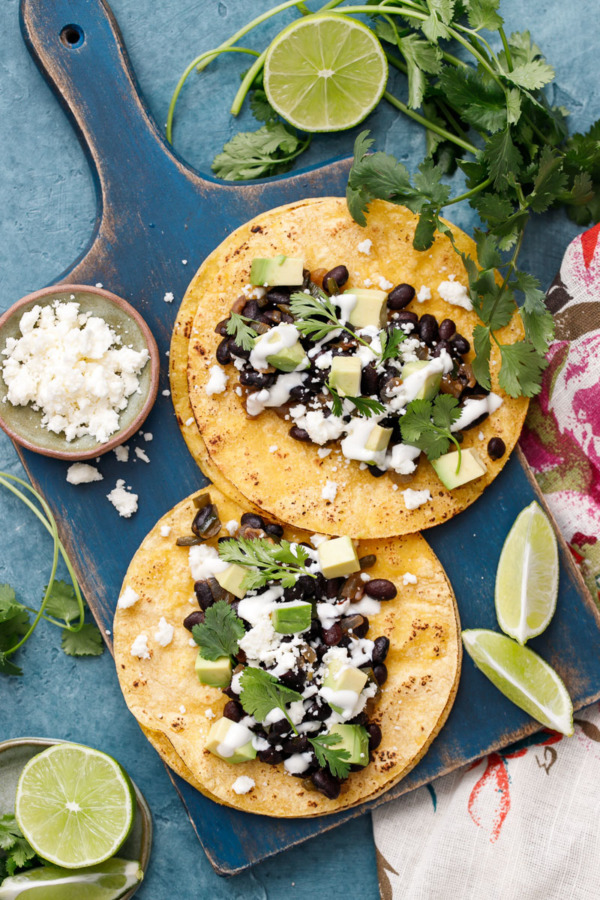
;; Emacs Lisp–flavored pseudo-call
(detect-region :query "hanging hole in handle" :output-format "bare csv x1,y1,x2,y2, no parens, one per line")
60,24,85,48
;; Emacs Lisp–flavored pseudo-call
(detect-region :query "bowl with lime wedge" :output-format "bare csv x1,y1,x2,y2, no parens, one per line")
0,738,151,900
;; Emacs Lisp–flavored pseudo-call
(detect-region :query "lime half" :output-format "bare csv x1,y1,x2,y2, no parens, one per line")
264,14,387,132
0,858,142,900
15,745,135,869
495,501,559,644
462,629,573,735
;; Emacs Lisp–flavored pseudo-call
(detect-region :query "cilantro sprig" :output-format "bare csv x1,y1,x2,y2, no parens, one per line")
218,536,314,590
226,313,260,352
309,732,352,779
0,814,39,878
239,666,303,734
192,600,245,660
400,395,463,470
327,383,385,420
211,122,310,181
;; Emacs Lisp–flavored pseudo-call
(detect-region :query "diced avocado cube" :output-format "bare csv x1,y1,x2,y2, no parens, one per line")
205,717,257,764
431,447,487,490
195,652,232,688
215,564,247,599
401,360,442,401
317,536,360,579
253,330,307,372
323,657,369,694
271,602,312,634
343,288,387,328
365,424,393,454
328,724,370,767
329,356,362,397
250,255,304,287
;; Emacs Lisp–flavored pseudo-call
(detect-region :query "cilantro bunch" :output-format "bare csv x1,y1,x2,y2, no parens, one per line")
218,536,315,590
0,814,39,880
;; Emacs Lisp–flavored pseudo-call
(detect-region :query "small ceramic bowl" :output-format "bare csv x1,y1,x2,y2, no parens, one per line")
0,737,152,898
0,285,159,460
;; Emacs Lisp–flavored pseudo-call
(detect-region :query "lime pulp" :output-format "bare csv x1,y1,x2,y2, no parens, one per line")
0,858,142,900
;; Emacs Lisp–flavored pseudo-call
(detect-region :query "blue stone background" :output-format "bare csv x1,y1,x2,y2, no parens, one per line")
0,0,598,896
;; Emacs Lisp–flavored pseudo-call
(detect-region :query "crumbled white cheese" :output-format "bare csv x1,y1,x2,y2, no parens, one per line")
2,301,149,443
189,544,228,581
66,463,103,485
363,278,373,287
225,519,239,536
182,259,188,265
205,365,229,396
107,479,138,517
205,708,215,719
114,444,129,463
144,432,153,441
189,637,197,647
163,292,174,303
357,238,372,255
185,416,195,426
294,409,346,445
478,430,485,441
438,280,473,311
403,572,418,585
118,586,140,609
160,525,171,537
154,617,174,647
401,488,432,510
232,776,255,795
268,444,278,453
416,286,431,303
378,276,393,291
321,480,338,502
135,447,150,463
310,533,328,548
162,389,170,397
130,633,150,659
179,705,186,714
317,447,332,458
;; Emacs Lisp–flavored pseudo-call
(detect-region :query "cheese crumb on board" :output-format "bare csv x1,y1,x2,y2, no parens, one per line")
66,463,103,485
114,445,129,463
107,479,138,517
135,447,150,463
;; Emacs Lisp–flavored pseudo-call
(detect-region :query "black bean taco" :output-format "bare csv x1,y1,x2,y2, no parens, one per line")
171,198,527,538
113,485,460,817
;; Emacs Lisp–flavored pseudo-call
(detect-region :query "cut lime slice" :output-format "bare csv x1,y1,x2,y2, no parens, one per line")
15,745,135,869
0,859,142,900
495,501,559,644
264,14,387,132
462,629,574,736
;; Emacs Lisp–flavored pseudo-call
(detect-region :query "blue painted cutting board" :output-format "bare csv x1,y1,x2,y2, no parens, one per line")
17,0,600,877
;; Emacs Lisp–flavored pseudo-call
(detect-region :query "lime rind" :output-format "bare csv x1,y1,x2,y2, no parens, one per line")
0,859,142,900
462,629,574,736
495,501,559,645
264,15,388,133
15,744,135,869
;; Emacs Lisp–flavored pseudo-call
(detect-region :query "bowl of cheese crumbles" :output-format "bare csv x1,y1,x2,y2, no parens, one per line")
0,284,159,459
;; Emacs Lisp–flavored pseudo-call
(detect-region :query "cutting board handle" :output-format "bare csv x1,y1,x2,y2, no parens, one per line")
19,0,199,215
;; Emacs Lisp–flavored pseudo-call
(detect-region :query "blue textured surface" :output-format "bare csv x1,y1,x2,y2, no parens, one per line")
1,0,599,894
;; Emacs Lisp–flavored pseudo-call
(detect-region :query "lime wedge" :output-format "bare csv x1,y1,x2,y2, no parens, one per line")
495,501,559,644
0,859,142,900
264,14,387,132
15,745,135,869
462,629,574,735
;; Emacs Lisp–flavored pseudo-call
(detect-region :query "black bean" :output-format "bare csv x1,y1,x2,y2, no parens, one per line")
269,718,291,737
388,283,415,310
305,701,331,721
325,577,343,599
368,465,386,478
364,579,397,601
240,512,265,529
361,362,379,396
223,700,244,722
280,669,305,692
379,373,402,402
228,341,251,359
304,370,326,392
311,769,341,799
264,521,284,538
282,734,310,754
341,615,369,639
183,610,204,631
215,318,230,337
239,369,276,388
418,313,439,345
323,265,349,291
192,504,221,539
432,340,452,358
260,309,283,326
373,663,388,685
347,711,368,726
216,337,232,365
222,686,239,700
439,318,456,341
194,580,215,611
289,425,311,442
488,437,506,460
392,310,419,327
285,573,316,601
265,289,291,305
367,723,382,750
259,747,284,765
242,299,261,319
372,636,390,664
359,554,377,569
323,623,343,646
452,334,471,356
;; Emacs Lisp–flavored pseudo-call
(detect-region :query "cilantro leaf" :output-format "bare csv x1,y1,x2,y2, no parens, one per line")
498,341,547,397
43,580,80,625
249,89,278,124
0,585,30,669
505,59,555,91
471,325,492,390
431,393,462,431
483,129,524,188
438,67,507,133
61,623,104,657
192,600,244,660
226,313,259,352
400,396,461,461
239,667,302,733
379,327,406,363
398,34,442,109
513,270,555,353
212,123,309,181
463,0,503,31
529,146,568,213
309,733,351,779
218,536,313,590
327,383,385,419
0,815,38,875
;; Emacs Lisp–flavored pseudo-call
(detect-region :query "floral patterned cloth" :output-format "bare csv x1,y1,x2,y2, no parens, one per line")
373,224,600,899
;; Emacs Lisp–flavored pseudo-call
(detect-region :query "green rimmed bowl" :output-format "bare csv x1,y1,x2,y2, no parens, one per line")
0,737,152,898
0,285,159,460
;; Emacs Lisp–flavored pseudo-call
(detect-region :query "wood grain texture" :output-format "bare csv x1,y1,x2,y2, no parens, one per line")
17,0,600,876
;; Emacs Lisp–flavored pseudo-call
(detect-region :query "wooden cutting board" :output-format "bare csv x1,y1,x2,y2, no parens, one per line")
18,0,600,876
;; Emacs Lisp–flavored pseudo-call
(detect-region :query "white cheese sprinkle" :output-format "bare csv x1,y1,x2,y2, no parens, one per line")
114,444,129,463
378,276,393,291
185,416,195,426
268,444,278,453
204,365,229,396
118,586,140,609
163,292,174,303
205,708,215,719
130,633,150,659
225,519,239,536
107,479,138,518
403,572,418,585
317,447,332,458
135,447,150,463
401,488,432,510
416,286,431,303
357,238,372,255
321,480,338,502
160,525,171,537
179,705,186,714
144,432,153,441
438,280,473,311
154,617,174,647
162,389,171,396
232,776,255,795
66,463,103,485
